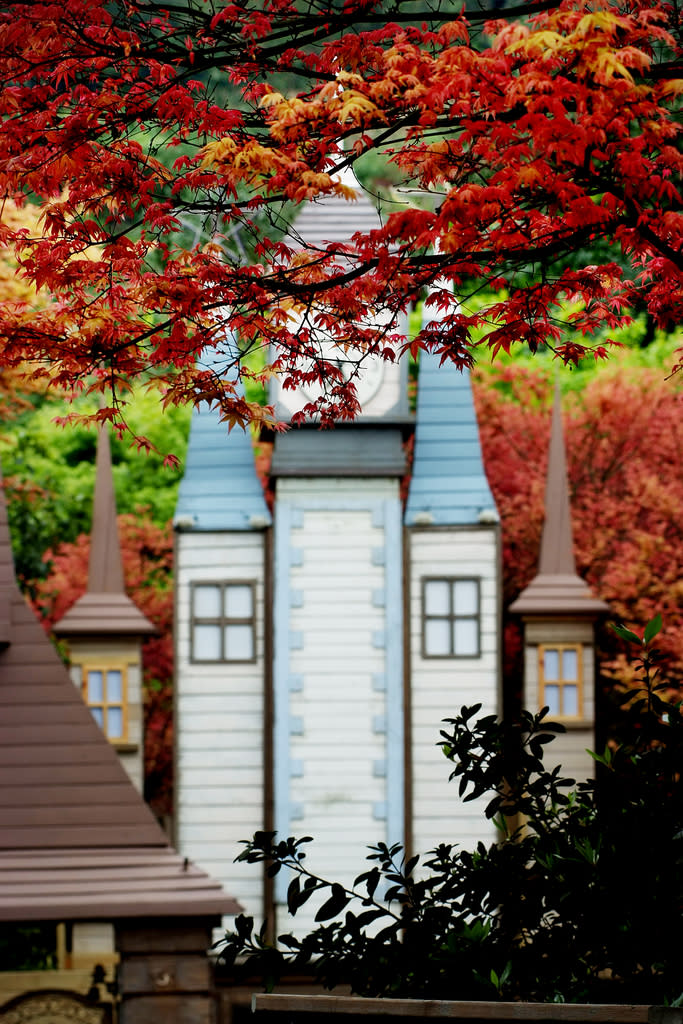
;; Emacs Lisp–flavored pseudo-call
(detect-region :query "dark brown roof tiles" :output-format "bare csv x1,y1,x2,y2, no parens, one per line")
0,464,238,923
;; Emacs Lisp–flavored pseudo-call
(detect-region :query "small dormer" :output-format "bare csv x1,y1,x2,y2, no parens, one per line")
53,425,155,793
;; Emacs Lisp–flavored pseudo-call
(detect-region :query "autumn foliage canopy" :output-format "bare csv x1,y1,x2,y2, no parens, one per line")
0,0,680,432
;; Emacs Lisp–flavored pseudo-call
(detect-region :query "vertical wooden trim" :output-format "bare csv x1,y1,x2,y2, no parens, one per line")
402,526,413,862
262,525,275,939
384,498,404,852
272,499,293,909
495,523,505,719
171,528,180,849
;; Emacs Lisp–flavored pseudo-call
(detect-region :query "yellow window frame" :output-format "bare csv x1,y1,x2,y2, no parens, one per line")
75,660,129,743
538,643,584,719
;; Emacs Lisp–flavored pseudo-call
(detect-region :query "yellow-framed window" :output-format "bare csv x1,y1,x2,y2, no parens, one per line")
538,644,583,718
80,665,128,741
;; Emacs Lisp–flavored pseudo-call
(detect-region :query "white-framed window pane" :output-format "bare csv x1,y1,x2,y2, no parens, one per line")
224,624,254,661
90,706,104,728
225,584,253,618
454,618,478,656
194,585,222,618
453,581,478,616
544,648,560,680
194,624,222,661
107,670,123,702
562,685,579,717
88,671,103,703
108,707,124,739
424,581,450,616
544,684,560,714
425,618,451,656
562,647,578,681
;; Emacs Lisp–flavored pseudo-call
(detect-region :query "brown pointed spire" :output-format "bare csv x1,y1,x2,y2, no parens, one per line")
510,384,608,617
54,426,155,636
88,423,125,593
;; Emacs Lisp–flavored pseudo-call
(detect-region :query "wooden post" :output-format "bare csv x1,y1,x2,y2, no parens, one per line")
116,919,218,1024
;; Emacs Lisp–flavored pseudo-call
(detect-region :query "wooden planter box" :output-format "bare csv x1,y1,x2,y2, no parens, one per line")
252,995,680,1024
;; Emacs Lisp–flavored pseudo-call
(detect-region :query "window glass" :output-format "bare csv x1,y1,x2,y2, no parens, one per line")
192,581,257,663
108,707,124,739
423,578,481,658
194,585,222,618
453,580,478,616
544,684,560,714
225,624,254,661
454,618,478,656
88,670,103,702
424,581,450,616
540,644,582,718
563,684,579,717
425,618,451,656
225,584,253,618
107,670,123,702
90,706,104,728
194,624,222,661
543,648,560,680
562,647,578,681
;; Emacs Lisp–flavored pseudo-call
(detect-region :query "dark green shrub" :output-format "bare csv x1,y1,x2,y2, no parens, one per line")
220,617,683,1004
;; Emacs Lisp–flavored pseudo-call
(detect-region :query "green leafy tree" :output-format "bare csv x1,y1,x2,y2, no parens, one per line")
0,391,190,589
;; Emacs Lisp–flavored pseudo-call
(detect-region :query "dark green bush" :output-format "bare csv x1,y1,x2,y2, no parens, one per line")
220,617,683,1004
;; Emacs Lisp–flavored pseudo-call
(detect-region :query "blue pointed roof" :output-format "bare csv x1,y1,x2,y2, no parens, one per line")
404,352,498,527
174,350,272,532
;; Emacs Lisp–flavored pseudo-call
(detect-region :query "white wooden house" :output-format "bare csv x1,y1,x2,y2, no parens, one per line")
173,185,503,932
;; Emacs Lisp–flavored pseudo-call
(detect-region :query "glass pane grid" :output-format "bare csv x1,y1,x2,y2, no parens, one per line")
192,582,256,662
423,578,480,658
84,668,126,741
540,644,582,717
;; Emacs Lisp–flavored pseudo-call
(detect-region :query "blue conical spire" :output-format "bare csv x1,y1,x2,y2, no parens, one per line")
175,345,272,531
405,289,497,526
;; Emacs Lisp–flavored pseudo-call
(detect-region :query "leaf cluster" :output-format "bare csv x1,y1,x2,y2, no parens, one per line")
0,0,680,439
219,619,683,1004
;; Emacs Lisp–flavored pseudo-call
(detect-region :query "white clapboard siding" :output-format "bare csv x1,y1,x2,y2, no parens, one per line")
409,526,500,857
274,478,401,935
176,529,267,923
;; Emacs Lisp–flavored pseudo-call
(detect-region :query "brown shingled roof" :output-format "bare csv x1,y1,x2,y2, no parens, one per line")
510,385,608,618
54,426,155,636
0,467,239,923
